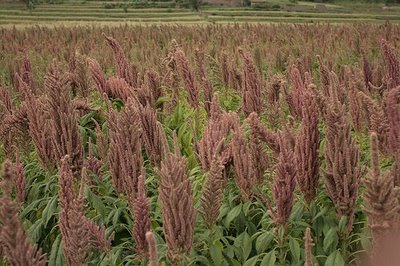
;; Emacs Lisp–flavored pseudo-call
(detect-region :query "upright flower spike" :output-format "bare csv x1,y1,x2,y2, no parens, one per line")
380,39,400,89
198,95,237,172
107,98,143,197
239,48,263,116
58,157,111,266
174,46,199,108
200,141,227,227
295,89,320,204
45,64,83,176
132,175,151,259
363,132,399,248
103,33,138,87
146,231,158,266
194,48,213,116
13,151,27,203
324,74,362,230
0,160,47,266
270,134,296,227
158,135,195,264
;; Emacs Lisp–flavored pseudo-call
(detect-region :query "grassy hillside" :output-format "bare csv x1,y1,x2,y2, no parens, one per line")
0,0,400,26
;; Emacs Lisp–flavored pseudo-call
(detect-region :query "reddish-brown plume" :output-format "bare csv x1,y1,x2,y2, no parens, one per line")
231,125,258,200
132,175,151,259
58,157,111,266
108,98,143,196
289,64,306,119
45,64,83,176
13,152,27,203
363,132,399,249
139,104,166,167
295,89,320,204
380,39,400,89
246,112,280,154
198,95,237,172
239,48,263,116
270,134,296,227
158,136,195,264
195,48,213,116
103,33,138,87
200,141,227,227
17,76,55,170
0,160,47,266
146,231,158,266
174,46,199,108
324,76,362,230
88,58,107,95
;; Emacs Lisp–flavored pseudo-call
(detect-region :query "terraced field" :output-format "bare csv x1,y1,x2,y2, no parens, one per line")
1,0,400,26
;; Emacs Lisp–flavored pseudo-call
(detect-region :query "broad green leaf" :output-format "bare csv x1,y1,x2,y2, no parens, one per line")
210,240,224,266
42,195,58,227
224,204,242,228
242,232,252,262
261,251,276,266
325,250,345,266
48,234,64,266
256,231,274,253
289,237,301,263
323,228,338,253
243,255,259,266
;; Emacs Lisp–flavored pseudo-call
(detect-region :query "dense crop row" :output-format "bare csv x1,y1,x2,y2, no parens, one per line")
0,23,399,265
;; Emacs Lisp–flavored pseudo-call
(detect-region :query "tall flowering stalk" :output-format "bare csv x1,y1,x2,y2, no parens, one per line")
289,64,306,119
239,48,263,116
295,89,320,204
231,126,259,200
194,48,213,116
107,98,143,196
103,34,138,87
324,77,362,230
45,64,83,176
139,104,166,167
198,95,237,172
270,134,297,227
132,175,151,259
158,136,195,264
0,160,47,266
58,157,111,266
380,39,400,89
363,132,399,250
358,90,390,154
246,112,280,153
13,152,27,203
200,141,229,227
146,232,158,266
174,45,199,108
17,76,55,170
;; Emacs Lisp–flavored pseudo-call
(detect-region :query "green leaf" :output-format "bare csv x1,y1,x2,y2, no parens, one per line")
48,234,64,266
210,239,224,266
289,237,301,262
242,232,252,262
224,204,242,228
256,231,274,253
42,195,58,227
27,219,44,243
338,216,348,233
243,255,259,266
261,251,276,266
325,250,345,266
323,228,338,253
